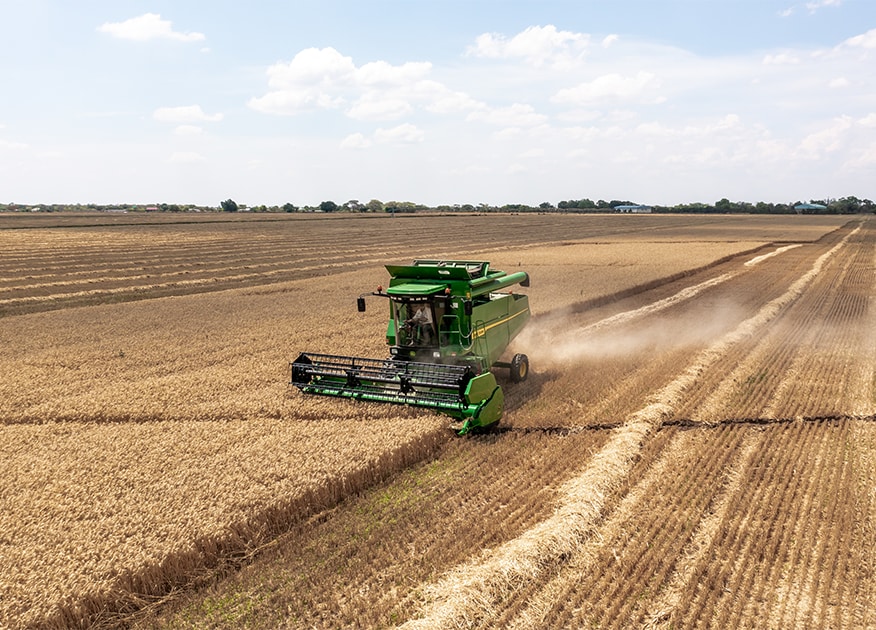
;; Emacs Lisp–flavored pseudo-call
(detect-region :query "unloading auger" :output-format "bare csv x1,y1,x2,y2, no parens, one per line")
290,260,531,435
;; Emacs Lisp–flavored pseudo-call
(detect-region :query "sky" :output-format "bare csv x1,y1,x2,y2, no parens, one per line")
1,0,875,207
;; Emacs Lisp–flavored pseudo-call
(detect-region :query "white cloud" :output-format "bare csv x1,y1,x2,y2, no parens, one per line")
347,94,413,121
635,121,674,137
466,25,588,66
173,125,204,136
556,109,603,124
798,115,854,155
0,122,24,149
248,89,343,115
355,60,432,86
563,125,601,143
251,48,438,117
425,90,484,115
340,133,371,149
779,1,840,18
552,72,660,106
675,114,745,138
97,13,204,42
374,123,425,144
168,151,206,163
250,48,483,123
847,145,876,168
806,0,842,13
763,53,800,65
50,21,874,206
339,125,424,149
714,114,743,130
841,28,876,49
153,106,223,124
0,138,28,150
494,127,523,140
467,103,548,127
518,148,545,159
265,47,356,89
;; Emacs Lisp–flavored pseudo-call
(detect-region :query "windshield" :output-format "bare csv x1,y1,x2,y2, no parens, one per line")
392,299,437,347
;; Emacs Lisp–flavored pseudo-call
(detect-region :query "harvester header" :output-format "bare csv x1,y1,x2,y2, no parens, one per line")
291,260,531,434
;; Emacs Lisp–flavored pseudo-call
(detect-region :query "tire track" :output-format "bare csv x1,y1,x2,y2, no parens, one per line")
643,429,760,629
761,421,837,628
850,422,876,628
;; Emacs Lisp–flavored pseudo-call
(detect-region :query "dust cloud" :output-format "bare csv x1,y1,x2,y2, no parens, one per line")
515,297,745,367
513,243,808,368
514,232,859,370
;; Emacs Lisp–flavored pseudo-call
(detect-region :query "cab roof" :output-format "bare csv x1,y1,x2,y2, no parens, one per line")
385,282,446,296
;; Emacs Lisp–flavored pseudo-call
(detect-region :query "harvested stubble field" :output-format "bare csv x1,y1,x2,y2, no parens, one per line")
1,212,873,629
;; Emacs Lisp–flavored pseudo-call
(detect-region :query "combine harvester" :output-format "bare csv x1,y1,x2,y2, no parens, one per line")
291,260,531,435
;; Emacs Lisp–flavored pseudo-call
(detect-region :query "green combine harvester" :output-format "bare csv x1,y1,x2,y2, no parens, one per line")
290,260,531,434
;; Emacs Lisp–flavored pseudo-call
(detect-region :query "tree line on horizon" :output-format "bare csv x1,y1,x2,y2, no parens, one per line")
3,195,873,215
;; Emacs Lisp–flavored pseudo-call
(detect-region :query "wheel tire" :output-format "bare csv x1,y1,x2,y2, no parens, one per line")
510,353,529,383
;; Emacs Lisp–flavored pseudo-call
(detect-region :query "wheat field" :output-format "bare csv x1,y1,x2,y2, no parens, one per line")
1,212,870,629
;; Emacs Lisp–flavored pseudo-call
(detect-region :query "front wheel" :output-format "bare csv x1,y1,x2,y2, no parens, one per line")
510,353,529,383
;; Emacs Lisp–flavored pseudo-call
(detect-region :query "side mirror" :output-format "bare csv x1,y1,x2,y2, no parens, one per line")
464,300,473,316
357,297,366,312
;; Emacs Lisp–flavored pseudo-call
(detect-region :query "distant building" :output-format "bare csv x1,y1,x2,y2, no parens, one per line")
794,203,828,213
615,205,652,213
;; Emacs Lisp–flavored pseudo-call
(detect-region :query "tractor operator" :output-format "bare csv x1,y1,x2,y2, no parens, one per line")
406,303,434,345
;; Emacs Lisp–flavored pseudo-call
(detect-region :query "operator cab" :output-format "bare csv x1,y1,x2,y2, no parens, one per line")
389,297,447,358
